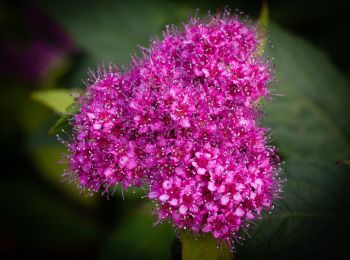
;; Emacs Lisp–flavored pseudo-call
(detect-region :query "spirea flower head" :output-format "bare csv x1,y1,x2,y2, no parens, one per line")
67,11,281,245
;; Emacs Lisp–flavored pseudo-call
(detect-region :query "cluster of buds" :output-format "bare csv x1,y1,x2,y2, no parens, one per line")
67,12,281,244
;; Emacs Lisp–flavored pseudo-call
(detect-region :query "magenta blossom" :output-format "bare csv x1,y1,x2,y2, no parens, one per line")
67,13,281,244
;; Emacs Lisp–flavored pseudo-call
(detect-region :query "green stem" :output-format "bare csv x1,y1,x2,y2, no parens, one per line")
180,232,234,260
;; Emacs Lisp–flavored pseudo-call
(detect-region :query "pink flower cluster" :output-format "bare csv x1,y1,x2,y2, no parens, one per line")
68,14,280,243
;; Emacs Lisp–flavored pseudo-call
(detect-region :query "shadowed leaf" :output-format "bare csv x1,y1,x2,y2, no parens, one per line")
237,24,350,260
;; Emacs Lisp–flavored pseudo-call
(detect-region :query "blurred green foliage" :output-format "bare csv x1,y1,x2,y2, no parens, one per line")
1,0,350,259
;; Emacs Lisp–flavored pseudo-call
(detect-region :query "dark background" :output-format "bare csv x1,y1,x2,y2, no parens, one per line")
1,0,350,259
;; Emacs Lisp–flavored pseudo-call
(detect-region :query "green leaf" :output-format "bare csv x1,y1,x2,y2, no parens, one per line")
181,233,233,260
48,103,78,136
48,114,71,136
99,202,175,260
237,24,350,259
31,89,75,114
38,0,191,83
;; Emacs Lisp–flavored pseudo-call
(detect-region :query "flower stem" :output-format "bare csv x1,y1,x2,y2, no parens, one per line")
180,232,234,260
